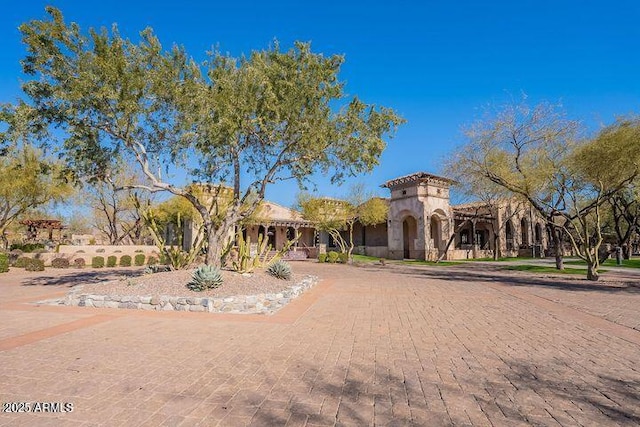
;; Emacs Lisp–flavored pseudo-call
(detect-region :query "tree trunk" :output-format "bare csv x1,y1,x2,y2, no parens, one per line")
586,262,599,281
493,234,500,260
551,226,564,270
205,227,223,268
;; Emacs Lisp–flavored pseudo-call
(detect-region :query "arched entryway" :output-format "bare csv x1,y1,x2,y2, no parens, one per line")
520,218,529,247
505,220,514,250
402,216,417,259
430,215,441,251
267,226,276,249
534,223,542,244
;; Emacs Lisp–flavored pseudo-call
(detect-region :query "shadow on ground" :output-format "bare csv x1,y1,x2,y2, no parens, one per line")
20,268,145,287
212,357,640,425
355,263,640,294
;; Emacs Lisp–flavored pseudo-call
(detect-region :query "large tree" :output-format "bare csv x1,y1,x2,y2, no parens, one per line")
19,7,404,267
298,184,389,261
448,101,638,280
0,104,72,248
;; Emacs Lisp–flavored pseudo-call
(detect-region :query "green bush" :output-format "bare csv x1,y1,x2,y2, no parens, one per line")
338,252,349,263
51,258,70,268
92,256,105,268
0,254,9,273
10,243,45,253
73,258,86,268
106,256,117,267
147,256,158,265
25,258,45,271
318,253,328,263
134,254,145,266
14,256,31,268
119,255,132,267
327,251,339,263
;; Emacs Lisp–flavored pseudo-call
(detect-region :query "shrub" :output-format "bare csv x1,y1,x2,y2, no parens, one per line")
267,260,292,280
147,256,158,265
318,253,328,263
0,254,9,273
119,255,132,267
134,249,143,253
73,258,86,268
134,254,145,266
144,264,172,274
338,252,349,264
24,258,45,271
96,248,105,253
51,258,70,269
187,265,223,291
10,243,45,253
75,250,85,253
92,256,105,268
327,251,339,263
14,256,31,268
9,250,23,264
106,256,117,267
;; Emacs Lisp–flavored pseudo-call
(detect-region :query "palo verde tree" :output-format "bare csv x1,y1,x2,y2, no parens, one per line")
449,100,580,270
450,100,638,280
0,103,72,249
19,7,404,267
298,184,388,261
440,162,526,261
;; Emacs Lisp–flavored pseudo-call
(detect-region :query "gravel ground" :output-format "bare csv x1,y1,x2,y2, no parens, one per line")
77,268,305,298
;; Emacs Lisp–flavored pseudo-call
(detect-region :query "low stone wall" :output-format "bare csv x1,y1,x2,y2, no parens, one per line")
63,275,318,315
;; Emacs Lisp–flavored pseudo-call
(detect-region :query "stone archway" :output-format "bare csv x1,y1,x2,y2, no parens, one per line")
430,215,441,251
402,216,418,259
520,218,529,247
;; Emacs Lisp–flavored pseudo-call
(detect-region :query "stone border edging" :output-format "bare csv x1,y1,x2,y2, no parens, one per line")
62,275,318,315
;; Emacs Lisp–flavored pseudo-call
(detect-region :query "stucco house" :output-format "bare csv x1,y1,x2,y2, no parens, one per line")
183,172,550,260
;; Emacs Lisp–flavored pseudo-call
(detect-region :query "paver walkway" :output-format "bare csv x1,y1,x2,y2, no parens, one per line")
0,262,639,426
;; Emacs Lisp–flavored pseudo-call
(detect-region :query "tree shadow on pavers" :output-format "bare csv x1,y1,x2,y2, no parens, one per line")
20,268,145,288
248,361,419,426
388,264,640,294
478,360,640,425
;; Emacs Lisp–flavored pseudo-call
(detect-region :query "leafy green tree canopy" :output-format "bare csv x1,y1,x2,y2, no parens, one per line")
19,7,404,266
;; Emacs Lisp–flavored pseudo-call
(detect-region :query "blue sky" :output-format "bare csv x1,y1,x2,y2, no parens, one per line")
2,1,640,208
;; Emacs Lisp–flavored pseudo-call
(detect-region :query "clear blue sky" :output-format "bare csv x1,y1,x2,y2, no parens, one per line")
2,1,640,208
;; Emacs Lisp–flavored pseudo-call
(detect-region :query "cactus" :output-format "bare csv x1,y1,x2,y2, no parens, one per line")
187,264,223,291
267,260,292,280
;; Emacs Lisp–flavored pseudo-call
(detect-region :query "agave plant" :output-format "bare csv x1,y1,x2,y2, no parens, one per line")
266,260,292,280
187,264,224,291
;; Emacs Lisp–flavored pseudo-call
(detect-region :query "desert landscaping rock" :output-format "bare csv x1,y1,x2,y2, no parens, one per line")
62,275,318,314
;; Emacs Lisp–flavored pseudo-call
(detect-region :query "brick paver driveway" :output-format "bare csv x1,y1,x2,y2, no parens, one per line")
1,262,639,426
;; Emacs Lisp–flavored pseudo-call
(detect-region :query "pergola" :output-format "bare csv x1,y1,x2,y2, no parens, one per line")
19,219,65,242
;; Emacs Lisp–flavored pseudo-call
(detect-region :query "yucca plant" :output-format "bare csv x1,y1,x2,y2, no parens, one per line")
267,260,292,280
187,264,224,291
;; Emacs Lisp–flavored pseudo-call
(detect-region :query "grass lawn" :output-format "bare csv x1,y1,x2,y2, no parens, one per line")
350,254,461,266
459,257,522,262
400,259,462,266
565,258,640,268
351,254,383,263
502,265,607,275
